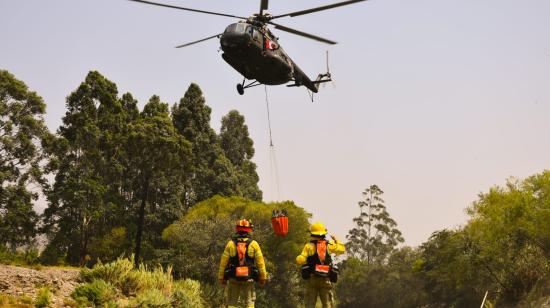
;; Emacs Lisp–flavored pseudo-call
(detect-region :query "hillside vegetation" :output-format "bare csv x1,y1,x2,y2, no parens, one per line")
1,69,550,307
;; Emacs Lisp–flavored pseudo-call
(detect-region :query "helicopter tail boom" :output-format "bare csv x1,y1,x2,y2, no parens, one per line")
294,50,332,93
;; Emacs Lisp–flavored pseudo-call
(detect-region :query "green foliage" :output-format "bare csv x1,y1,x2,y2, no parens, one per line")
80,255,174,296
219,110,262,201
0,70,50,250
336,248,427,308
81,256,134,288
171,83,227,207
74,256,206,307
220,110,254,167
0,293,34,307
0,293,8,306
71,279,116,306
122,264,174,295
415,229,485,307
172,279,205,308
346,185,404,264
414,171,550,307
42,71,120,266
126,94,192,265
87,227,130,264
34,72,261,268
42,72,193,266
162,196,310,308
132,289,171,308
0,244,40,266
171,85,262,206
19,295,33,305
35,287,53,308
464,171,550,305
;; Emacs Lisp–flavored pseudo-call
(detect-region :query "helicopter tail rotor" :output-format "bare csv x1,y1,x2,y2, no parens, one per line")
322,50,336,89
312,51,333,90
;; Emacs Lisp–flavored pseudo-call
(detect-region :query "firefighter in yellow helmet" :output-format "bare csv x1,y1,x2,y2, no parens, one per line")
296,222,345,308
218,219,267,308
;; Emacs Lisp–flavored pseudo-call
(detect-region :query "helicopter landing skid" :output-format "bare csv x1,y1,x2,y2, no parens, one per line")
237,79,261,95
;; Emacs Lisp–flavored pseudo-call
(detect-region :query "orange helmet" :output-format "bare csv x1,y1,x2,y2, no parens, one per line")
236,219,254,233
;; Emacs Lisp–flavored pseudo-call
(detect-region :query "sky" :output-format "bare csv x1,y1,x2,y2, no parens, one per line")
1,0,549,246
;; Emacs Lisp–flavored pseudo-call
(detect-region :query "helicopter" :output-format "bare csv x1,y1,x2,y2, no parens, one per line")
128,0,368,95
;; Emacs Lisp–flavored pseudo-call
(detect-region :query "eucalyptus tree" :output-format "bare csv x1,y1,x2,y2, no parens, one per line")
219,110,262,201
0,70,50,249
42,71,120,265
172,84,235,207
346,184,404,264
128,95,192,265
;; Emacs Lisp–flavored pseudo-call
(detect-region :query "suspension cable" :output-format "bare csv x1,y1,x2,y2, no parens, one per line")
264,85,280,200
264,85,274,147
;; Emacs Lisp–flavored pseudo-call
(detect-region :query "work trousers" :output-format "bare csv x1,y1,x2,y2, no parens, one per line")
305,275,334,308
226,279,256,308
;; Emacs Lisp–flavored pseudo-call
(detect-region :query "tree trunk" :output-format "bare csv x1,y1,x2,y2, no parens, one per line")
134,181,149,267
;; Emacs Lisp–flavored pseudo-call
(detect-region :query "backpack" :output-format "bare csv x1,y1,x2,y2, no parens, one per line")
301,239,338,282
224,238,259,281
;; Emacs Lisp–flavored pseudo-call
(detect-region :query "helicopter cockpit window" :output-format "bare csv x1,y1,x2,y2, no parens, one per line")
225,23,247,34
247,27,263,42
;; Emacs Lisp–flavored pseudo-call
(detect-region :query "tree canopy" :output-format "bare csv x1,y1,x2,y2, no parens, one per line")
0,70,50,250
40,71,262,266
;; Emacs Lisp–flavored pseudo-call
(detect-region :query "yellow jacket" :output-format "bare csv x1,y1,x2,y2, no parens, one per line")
218,237,267,281
296,237,345,265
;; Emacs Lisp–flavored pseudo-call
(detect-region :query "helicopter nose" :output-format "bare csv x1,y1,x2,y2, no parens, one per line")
220,33,248,50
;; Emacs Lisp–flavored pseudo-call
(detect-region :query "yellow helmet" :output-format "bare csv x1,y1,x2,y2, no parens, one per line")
310,222,327,236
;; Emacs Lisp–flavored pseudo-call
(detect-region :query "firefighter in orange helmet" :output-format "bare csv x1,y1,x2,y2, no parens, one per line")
218,219,267,308
296,222,345,308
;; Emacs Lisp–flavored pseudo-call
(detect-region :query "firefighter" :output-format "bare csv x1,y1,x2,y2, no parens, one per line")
296,222,345,308
218,219,267,308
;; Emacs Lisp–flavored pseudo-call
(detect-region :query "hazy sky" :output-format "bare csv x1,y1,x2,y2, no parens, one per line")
1,0,549,246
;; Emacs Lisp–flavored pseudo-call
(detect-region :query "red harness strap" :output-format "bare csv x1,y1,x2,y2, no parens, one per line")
317,240,327,264
237,242,247,266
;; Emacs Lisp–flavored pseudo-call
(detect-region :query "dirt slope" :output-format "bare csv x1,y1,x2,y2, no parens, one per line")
0,264,79,306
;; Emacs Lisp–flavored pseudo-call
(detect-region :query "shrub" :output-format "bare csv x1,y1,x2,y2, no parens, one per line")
0,294,34,307
35,287,53,308
71,257,207,307
0,294,10,305
0,244,40,266
81,256,134,287
172,279,205,308
132,289,171,308
71,279,116,306
19,295,33,304
121,264,173,296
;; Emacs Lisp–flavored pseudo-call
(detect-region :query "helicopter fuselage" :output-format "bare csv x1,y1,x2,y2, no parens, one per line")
220,22,316,91
128,0,361,95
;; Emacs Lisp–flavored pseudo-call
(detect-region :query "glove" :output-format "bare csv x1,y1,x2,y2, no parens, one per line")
258,278,267,287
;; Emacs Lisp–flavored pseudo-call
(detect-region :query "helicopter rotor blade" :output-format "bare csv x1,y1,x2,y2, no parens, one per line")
269,22,336,45
270,0,367,19
127,0,247,20
175,33,222,48
260,0,269,15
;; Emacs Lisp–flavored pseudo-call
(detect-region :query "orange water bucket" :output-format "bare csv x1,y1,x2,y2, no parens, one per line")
271,209,289,236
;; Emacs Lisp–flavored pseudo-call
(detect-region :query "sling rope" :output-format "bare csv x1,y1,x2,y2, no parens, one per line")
264,85,281,201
